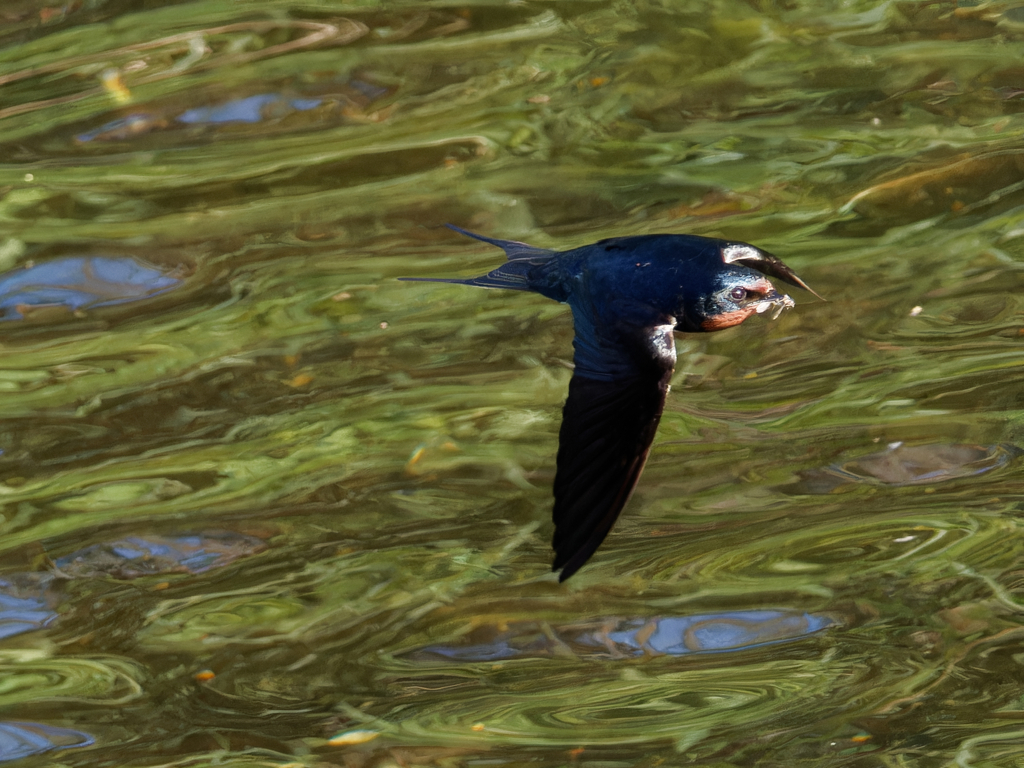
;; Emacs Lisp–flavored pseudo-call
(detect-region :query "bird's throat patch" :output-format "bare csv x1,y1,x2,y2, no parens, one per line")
701,307,755,330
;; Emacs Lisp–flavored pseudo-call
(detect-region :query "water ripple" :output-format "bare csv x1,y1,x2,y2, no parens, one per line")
0,652,144,706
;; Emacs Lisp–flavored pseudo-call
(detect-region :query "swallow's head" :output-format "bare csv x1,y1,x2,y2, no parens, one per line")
668,239,816,332
693,269,795,331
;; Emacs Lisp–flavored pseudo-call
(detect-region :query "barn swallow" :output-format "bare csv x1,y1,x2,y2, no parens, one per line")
402,225,819,581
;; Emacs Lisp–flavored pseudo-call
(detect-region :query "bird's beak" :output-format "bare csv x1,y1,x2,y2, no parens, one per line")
753,290,795,320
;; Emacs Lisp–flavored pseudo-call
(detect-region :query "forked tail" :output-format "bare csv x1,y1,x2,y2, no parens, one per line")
399,224,557,291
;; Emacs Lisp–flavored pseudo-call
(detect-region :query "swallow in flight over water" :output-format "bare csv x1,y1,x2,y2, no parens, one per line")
402,225,819,581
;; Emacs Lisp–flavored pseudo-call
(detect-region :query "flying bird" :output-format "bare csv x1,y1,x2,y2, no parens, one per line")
402,225,819,581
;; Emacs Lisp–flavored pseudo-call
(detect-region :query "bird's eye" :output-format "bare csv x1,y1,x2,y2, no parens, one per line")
729,287,748,302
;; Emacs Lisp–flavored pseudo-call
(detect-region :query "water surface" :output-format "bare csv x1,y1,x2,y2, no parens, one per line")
2,0,1024,765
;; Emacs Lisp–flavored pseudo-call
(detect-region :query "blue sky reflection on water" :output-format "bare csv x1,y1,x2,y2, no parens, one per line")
0,256,181,320
412,610,834,661
0,722,93,763
75,93,327,142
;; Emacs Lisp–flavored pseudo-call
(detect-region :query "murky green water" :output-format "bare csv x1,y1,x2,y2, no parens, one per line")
2,0,1024,765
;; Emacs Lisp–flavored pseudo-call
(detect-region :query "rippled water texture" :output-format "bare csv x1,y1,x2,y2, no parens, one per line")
2,0,1024,765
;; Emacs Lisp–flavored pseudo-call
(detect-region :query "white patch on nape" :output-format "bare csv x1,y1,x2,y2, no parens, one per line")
722,244,763,265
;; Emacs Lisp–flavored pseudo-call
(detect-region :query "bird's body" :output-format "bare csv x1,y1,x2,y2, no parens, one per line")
402,226,817,581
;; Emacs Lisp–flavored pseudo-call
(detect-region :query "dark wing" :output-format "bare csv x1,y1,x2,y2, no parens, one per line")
551,325,675,581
